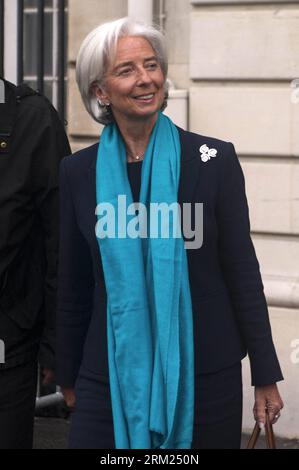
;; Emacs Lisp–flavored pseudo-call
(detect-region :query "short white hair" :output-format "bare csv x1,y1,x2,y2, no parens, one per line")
76,17,169,125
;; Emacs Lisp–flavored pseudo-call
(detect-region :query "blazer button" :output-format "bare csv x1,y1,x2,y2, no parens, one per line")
0,141,7,149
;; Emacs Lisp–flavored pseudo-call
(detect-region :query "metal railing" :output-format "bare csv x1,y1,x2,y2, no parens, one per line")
17,0,24,86
35,366,65,412
35,389,65,411
0,0,4,77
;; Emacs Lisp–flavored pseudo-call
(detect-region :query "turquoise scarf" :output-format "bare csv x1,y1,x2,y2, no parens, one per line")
95,111,194,449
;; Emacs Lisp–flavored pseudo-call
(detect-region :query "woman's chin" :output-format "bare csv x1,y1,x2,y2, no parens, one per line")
131,104,161,119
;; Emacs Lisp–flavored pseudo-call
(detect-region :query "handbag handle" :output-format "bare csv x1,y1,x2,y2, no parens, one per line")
247,412,276,449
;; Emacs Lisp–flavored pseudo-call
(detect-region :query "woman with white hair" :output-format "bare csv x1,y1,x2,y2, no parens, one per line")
56,17,283,449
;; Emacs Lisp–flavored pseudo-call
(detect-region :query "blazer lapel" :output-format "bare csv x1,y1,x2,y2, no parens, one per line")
177,126,201,207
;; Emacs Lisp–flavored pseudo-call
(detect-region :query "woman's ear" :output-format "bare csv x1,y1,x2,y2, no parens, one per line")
91,83,101,99
91,83,108,104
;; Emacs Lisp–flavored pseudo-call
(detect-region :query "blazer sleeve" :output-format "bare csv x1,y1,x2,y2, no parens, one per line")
56,157,95,388
31,103,71,371
216,143,283,387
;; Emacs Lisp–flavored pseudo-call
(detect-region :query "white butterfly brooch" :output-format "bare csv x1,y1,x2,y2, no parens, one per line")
199,144,218,162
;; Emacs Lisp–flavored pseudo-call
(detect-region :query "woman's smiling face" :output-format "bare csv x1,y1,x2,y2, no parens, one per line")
96,36,166,125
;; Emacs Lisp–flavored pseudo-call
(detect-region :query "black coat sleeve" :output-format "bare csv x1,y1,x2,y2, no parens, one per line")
30,102,71,370
56,157,95,388
216,143,283,387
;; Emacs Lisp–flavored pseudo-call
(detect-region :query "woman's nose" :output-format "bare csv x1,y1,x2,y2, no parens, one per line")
136,68,152,84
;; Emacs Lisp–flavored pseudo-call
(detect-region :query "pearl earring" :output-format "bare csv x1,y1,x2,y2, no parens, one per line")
97,98,110,107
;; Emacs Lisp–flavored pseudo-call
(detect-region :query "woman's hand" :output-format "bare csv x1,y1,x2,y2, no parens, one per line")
61,387,76,409
253,383,284,428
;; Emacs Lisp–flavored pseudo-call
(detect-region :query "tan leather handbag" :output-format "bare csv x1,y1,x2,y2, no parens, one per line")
247,413,276,449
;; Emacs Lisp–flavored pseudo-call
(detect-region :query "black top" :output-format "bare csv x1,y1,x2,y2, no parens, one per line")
126,161,143,203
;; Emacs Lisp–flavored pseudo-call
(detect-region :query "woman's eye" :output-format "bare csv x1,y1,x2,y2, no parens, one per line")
146,63,157,69
119,68,133,75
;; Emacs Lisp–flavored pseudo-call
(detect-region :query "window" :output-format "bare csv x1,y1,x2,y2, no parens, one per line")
22,0,67,116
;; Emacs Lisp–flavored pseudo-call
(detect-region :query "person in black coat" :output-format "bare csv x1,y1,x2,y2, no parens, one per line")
56,18,284,449
0,78,71,448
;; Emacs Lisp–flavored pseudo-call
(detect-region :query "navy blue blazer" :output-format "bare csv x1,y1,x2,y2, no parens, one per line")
56,127,283,389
